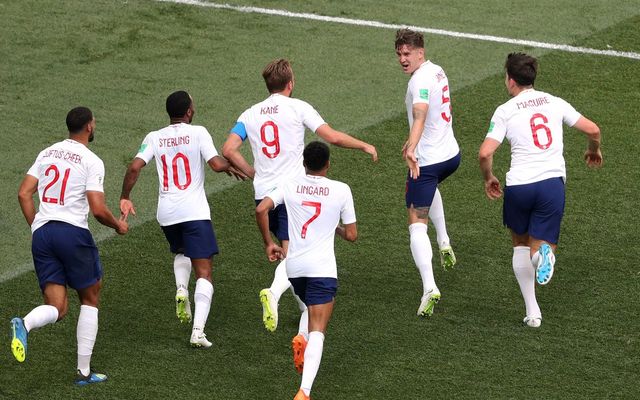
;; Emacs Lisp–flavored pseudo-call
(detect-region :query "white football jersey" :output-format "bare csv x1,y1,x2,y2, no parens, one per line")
135,123,219,226
267,174,356,279
231,94,326,199
405,61,460,167
486,88,582,186
28,139,105,232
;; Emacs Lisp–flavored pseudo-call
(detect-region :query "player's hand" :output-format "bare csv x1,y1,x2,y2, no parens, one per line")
116,217,128,235
226,165,249,181
484,176,503,200
265,242,284,262
120,199,136,219
364,144,378,162
404,148,420,179
584,148,603,168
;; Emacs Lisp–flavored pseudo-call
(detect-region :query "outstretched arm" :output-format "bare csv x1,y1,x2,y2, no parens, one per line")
315,124,378,162
88,191,128,234
17,175,38,226
207,155,249,180
478,138,503,200
572,116,603,168
120,157,146,219
222,134,255,178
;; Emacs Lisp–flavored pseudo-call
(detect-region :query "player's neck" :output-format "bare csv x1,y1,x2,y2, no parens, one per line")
169,118,189,125
68,133,89,146
511,85,534,97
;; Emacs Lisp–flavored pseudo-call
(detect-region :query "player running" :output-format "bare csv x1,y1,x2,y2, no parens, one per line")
256,141,357,400
222,58,377,332
120,91,247,347
479,53,602,327
12,107,128,385
395,29,461,317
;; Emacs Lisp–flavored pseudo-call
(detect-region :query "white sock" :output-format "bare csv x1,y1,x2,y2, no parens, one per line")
291,285,308,313
193,278,213,330
409,223,437,293
300,331,325,396
23,305,59,332
298,307,309,341
429,188,450,248
174,254,192,292
77,305,99,376
269,259,290,303
513,246,541,318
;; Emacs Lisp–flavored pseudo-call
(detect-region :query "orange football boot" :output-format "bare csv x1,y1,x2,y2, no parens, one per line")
291,334,308,374
294,389,310,400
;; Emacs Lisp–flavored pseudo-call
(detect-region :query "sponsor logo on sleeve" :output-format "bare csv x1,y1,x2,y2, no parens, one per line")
419,89,429,100
138,143,147,153
488,121,495,133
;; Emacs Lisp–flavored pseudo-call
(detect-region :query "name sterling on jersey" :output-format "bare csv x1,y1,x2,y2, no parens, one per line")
516,96,550,110
296,184,330,196
159,136,190,147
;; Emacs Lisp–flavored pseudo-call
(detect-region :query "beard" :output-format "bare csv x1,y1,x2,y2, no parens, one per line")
89,132,94,142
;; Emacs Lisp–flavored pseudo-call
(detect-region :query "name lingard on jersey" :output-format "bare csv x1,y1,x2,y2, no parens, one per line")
296,185,330,196
516,96,550,110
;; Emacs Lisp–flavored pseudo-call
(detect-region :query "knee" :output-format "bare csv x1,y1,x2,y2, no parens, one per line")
55,302,68,320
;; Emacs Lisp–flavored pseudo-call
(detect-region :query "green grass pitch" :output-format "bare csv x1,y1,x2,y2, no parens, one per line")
0,1,638,399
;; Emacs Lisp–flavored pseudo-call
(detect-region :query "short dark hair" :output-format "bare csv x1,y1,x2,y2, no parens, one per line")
505,53,538,86
262,59,293,93
166,90,192,118
395,28,424,50
66,107,93,134
303,141,330,172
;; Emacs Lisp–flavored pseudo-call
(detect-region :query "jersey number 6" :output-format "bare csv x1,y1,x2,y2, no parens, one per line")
530,113,552,150
301,201,321,239
260,121,280,159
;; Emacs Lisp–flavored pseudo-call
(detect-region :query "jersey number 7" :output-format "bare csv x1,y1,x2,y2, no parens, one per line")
301,201,321,239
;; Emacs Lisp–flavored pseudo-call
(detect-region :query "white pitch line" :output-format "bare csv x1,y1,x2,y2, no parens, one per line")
157,0,640,61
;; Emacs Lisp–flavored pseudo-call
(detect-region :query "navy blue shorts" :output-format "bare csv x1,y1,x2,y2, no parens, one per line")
161,220,219,259
31,221,103,291
289,277,338,306
503,177,565,244
406,152,460,208
255,199,289,241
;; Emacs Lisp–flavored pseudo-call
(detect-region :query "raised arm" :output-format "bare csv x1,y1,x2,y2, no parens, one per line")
221,133,255,179
315,124,378,162
17,175,38,227
572,116,603,168
478,137,503,200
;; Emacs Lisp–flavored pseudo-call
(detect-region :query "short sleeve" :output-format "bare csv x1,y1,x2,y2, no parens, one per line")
265,185,285,208
199,127,219,162
26,151,44,178
559,98,582,127
340,184,356,225
135,133,155,164
485,107,507,143
85,157,105,193
299,101,326,133
408,75,432,105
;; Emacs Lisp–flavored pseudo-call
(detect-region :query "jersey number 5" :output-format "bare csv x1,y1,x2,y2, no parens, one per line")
530,113,552,150
301,201,321,239
260,121,280,159
42,165,70,205
161,153,192,191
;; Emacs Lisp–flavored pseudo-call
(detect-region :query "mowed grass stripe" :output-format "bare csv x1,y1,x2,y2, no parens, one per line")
157,0,640,60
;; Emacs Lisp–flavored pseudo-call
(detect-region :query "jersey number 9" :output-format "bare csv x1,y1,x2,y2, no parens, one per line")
260,121,280,159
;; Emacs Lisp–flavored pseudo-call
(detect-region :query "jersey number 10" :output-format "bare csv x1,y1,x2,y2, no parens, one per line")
161,153,192,191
